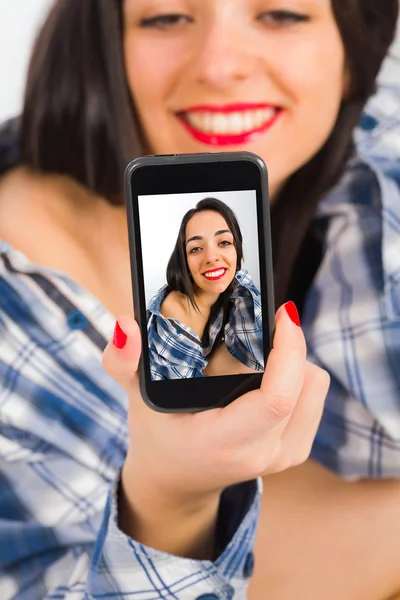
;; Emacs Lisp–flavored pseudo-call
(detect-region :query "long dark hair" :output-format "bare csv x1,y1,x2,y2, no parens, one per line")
20,0,399,305
166,197,243,310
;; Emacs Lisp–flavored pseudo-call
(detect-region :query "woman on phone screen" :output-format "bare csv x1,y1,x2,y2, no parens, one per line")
147,197,264,379
0,0,399,598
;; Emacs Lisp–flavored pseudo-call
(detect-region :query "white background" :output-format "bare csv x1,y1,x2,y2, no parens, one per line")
138,190,260,304
0,0,55,123
0,1,399,124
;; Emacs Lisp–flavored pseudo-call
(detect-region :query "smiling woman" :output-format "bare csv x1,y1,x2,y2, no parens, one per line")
0,0,400,598
146,197,264,379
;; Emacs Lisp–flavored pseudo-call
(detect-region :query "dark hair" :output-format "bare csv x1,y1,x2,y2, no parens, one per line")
20,0,399,303
20,0,138,203
271,2,399,305
166,197,243,312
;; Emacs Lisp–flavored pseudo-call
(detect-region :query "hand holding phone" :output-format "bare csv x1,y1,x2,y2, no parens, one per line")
102,307,329,553
124,152,275,412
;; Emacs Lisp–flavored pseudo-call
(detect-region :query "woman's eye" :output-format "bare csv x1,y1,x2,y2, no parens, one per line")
219,240,232,247
258,10,310,27
189,246,201,254
139,13,193,30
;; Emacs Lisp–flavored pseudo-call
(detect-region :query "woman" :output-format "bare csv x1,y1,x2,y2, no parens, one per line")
148,197,264,379
0,0,399,598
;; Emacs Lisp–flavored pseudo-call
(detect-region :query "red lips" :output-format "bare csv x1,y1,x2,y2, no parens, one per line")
181,102,275,113
177,103,281,146
202,267,228,281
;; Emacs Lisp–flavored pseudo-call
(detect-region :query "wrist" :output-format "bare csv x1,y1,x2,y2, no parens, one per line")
119,453,222,559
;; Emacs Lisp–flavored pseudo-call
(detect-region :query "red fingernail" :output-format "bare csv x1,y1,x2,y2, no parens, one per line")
284,301,301,327
113,321,127,349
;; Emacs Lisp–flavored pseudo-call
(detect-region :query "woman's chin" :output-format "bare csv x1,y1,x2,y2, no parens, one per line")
196,270,235,295
202,281,230,295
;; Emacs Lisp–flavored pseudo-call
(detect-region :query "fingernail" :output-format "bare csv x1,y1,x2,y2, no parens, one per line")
113,320,127,349
284,301,301,327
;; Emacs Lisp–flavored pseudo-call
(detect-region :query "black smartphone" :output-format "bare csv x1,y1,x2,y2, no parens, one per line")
124,152,274,412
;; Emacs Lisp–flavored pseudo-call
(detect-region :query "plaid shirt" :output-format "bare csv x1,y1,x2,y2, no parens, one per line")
306,153,400,478
355,38,400,160
147,270,264,380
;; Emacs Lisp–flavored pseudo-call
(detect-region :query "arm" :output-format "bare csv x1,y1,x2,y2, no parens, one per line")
148,291,207,379
0,346,258,599
249,460,400,600
119,452,220,559
0,300,329,598
0,276,254,598
100,307,328,574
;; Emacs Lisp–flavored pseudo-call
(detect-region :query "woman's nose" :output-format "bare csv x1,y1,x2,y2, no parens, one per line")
205,248,220,264
191,19,258,90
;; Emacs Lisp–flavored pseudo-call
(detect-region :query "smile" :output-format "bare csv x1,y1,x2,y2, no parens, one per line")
177,103,281,146
203,268,227,281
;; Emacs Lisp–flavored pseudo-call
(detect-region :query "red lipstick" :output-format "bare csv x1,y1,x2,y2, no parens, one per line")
177,103,281,146
202,268,227,281
181,103,274,113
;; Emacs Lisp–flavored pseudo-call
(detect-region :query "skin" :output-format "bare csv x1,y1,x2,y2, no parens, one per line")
249,461,400,600
0,0,398,597
185,210,237,298
161,210,237,335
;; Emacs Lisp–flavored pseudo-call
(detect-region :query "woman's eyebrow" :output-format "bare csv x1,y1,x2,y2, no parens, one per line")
186,235,203,246
186,229,231,246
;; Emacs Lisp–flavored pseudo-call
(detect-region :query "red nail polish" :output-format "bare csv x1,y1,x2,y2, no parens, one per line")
113,321,127,349
284,301,301,327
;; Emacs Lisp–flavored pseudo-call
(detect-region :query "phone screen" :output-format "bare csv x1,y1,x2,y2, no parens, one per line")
138,189,264,381
125,153,274,411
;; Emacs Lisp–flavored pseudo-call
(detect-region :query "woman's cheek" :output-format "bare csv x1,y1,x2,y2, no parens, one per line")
187,256,198,278
228,247,237,265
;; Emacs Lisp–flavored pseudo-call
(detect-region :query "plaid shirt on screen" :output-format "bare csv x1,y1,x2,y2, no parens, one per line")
147,269,264,380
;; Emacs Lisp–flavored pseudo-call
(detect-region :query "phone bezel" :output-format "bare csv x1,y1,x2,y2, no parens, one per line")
125,152,275,412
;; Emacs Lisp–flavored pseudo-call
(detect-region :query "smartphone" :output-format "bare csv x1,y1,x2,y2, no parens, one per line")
124,152,274,412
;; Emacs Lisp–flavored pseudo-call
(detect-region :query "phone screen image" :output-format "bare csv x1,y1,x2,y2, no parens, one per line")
125,152,274,411
138,190,264,381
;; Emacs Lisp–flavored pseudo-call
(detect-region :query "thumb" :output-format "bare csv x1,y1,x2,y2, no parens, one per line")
102,315,142,392
221,301,306,436
258,301,307,417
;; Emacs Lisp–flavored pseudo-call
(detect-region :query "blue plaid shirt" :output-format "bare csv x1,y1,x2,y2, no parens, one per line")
306,152,400,478
147,270,264,380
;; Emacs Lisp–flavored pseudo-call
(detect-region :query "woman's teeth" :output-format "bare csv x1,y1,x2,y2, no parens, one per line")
184,108,277,135
204,268,226,279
